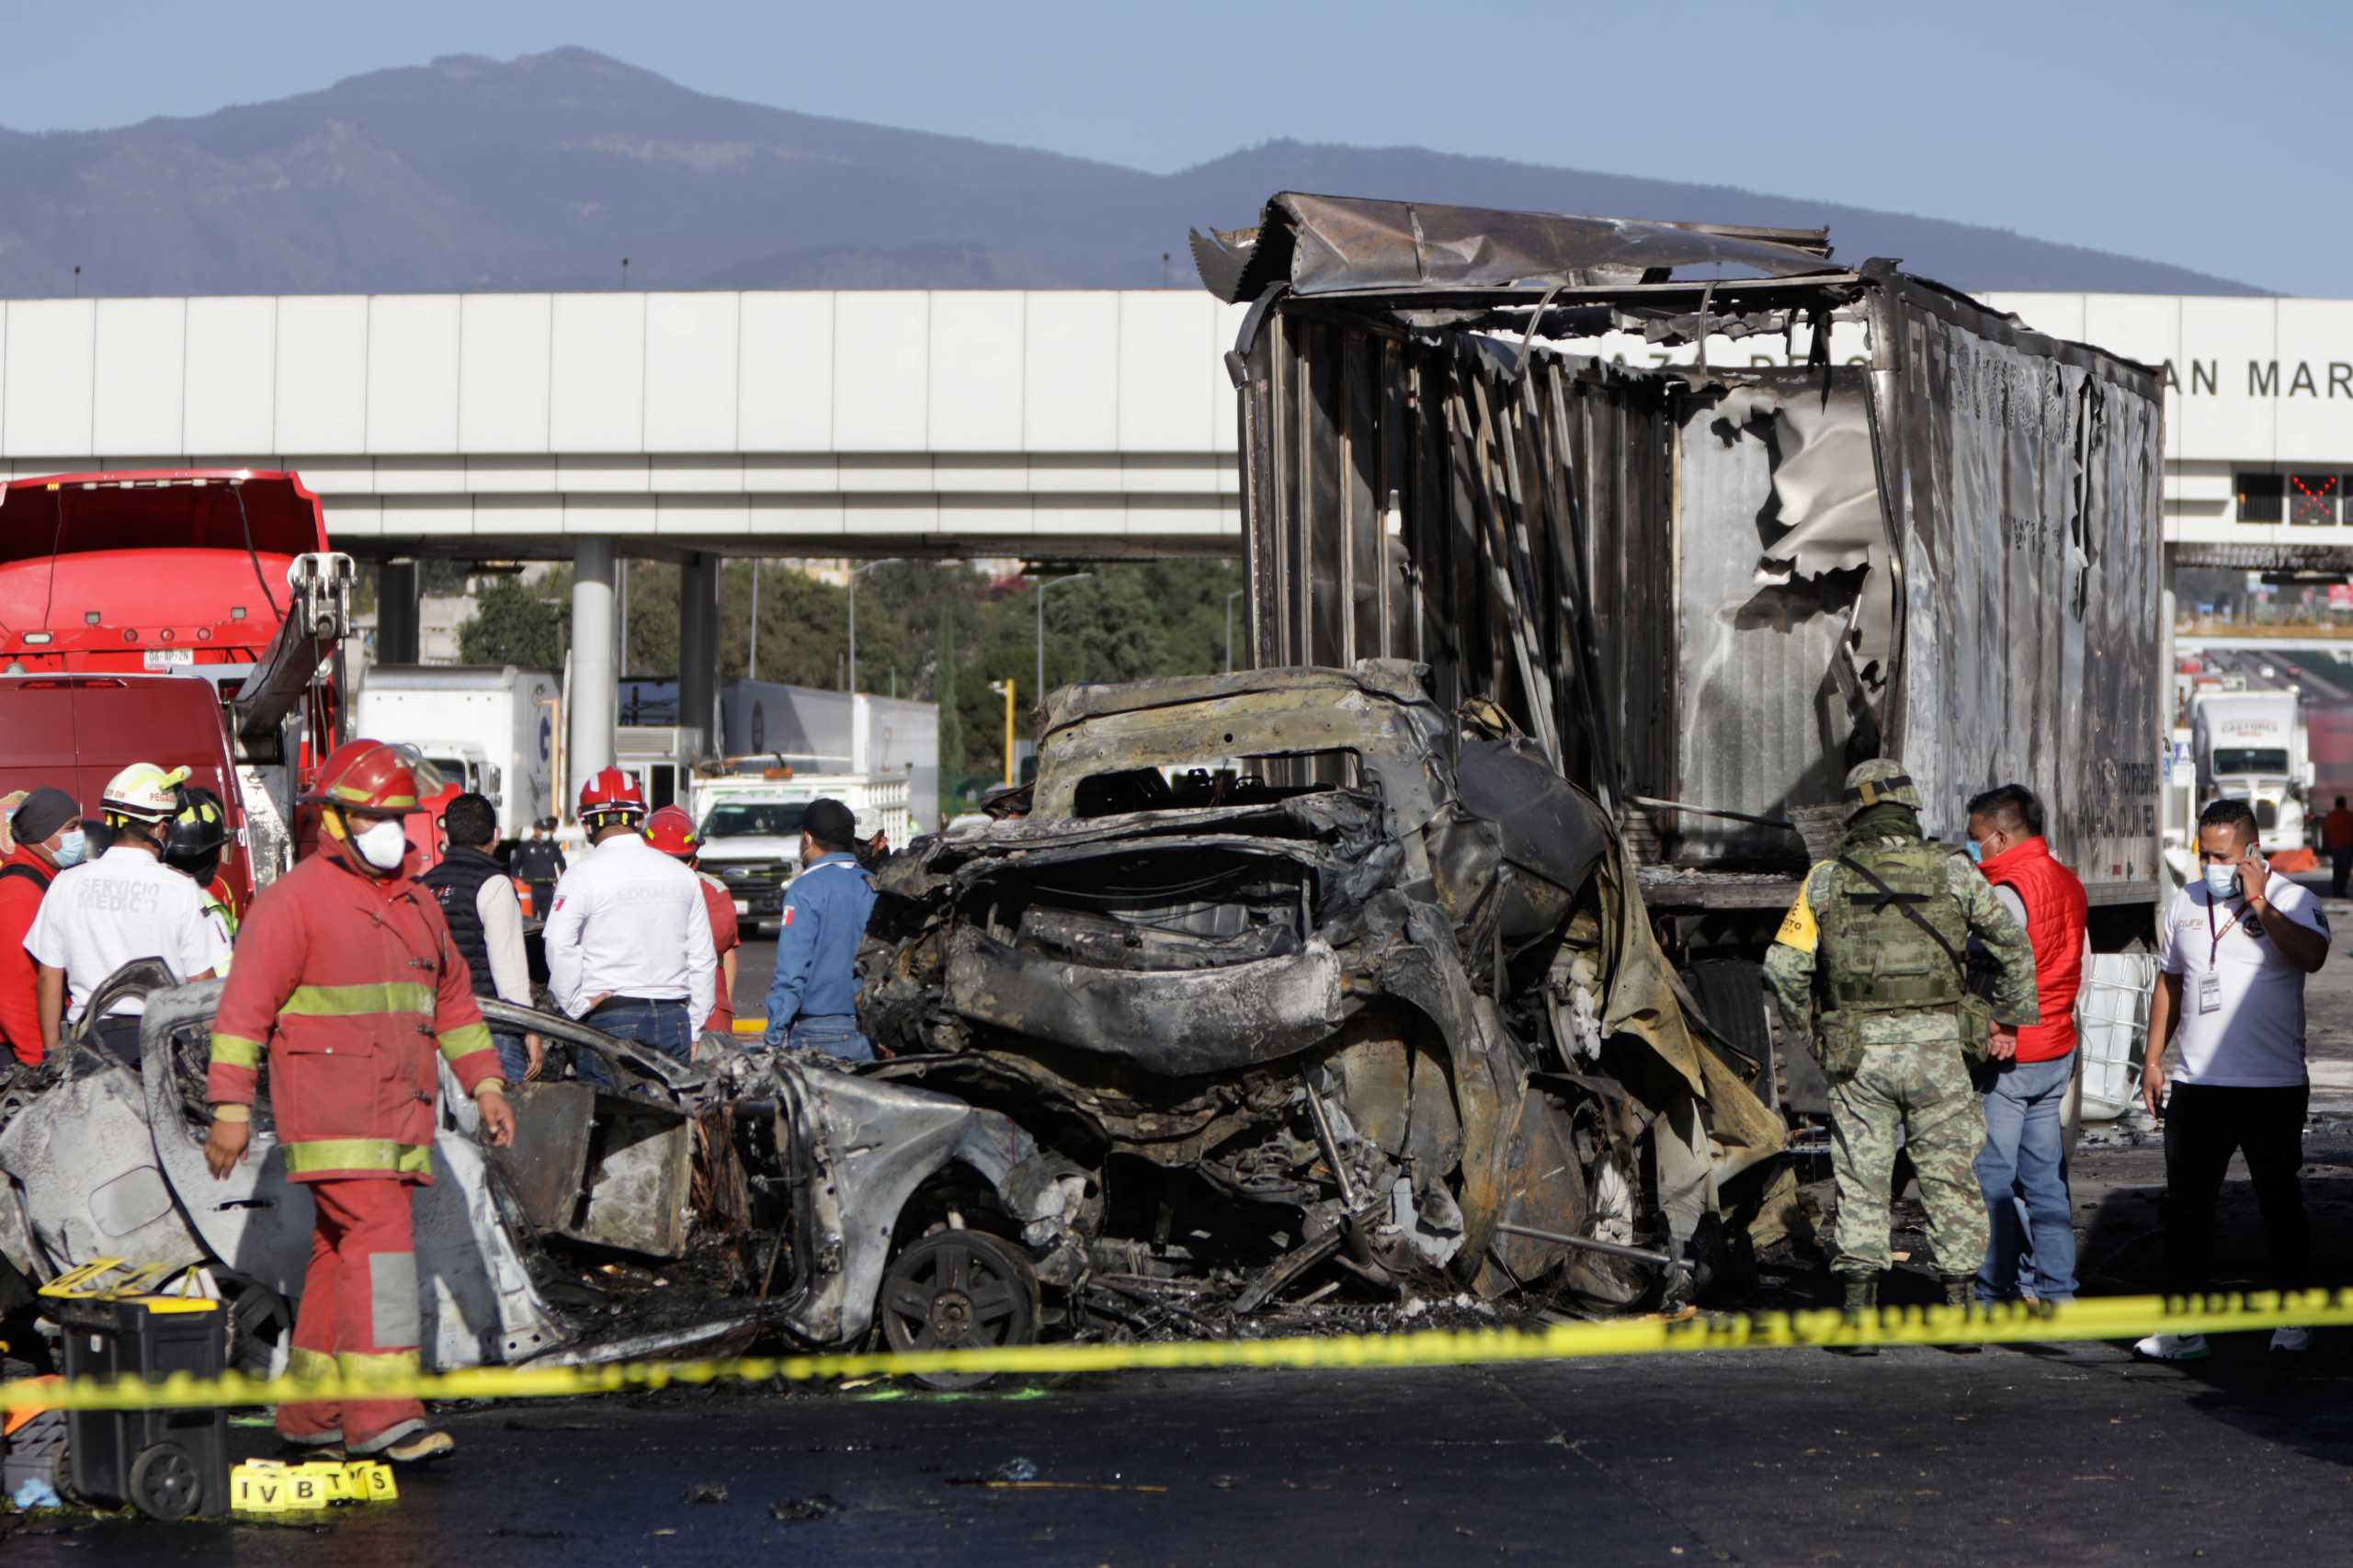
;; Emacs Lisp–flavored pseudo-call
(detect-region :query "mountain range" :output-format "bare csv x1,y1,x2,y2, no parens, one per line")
0,47,2261,299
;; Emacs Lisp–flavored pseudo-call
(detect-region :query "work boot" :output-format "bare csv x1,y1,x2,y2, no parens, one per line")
1941,1278,1982,1355
378,1429,457,1464
1826,1277,1880,1358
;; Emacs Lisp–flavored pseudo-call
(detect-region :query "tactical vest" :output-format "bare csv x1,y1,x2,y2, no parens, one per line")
420,846,500,997
1816,841,1969,1012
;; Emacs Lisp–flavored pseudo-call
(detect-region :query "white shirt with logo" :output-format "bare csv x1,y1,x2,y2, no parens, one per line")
541,834,716,1024
23,846,230,1021
2155,871,2329,1087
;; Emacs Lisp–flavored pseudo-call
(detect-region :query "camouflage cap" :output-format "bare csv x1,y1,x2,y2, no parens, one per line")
1842,757,1922,815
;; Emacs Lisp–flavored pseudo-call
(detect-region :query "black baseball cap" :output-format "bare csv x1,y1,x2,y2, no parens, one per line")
802,798,857,848
11,787,81,846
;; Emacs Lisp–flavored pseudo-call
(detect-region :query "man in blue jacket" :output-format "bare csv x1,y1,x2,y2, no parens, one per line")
762,798,879,1061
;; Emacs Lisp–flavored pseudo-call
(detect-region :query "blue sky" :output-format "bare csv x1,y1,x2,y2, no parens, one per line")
6,0,2334,292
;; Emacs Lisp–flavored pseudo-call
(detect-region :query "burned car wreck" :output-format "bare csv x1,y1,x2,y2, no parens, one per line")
859,660,1791,1321
0,963,1086,1381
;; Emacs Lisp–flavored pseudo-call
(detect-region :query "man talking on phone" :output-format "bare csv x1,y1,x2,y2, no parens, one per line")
2136,797,2331,1361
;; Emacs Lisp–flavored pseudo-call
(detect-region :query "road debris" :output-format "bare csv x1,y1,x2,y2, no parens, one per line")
769,1494,842,1523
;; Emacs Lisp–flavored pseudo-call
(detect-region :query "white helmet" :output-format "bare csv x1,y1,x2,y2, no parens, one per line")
101,762,190,824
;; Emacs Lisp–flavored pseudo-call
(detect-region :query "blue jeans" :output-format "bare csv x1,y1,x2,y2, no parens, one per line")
576,997,693,1085
782,1014,874,1063
492,1030,530,1084
1974,1050,2078,1302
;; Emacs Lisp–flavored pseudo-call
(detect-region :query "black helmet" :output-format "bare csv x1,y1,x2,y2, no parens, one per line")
163,784,231,883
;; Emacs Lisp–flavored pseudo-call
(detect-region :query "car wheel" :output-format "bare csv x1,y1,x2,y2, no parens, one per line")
877,1229,1040,1392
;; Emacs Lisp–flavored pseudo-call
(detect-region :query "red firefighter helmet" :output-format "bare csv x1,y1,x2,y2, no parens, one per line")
302,740,424,814
577,767,649,823
644,804,699,858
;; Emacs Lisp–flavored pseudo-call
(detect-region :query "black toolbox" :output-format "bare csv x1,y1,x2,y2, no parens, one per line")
58,1294,228,1519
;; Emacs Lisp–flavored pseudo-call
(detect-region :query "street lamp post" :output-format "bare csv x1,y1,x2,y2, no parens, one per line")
1035,573,1092,705
847,558,903,694
1225,587,1245,673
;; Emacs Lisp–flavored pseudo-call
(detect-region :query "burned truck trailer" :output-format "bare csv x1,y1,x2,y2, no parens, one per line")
1196,194,2165,983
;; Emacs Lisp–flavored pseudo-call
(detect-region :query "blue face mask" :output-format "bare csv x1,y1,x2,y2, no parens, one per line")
1964,839,1984,864
2203,862,2240,899
51,829,86,869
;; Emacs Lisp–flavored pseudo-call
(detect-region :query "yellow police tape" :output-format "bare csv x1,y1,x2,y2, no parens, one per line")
5,1290,2349,1415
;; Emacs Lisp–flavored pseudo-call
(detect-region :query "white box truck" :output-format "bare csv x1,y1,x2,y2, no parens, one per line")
688,771,912,931
354,665,562,844
2190,687,2313,858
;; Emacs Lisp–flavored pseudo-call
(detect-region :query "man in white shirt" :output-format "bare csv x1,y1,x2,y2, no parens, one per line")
542,768,715,1077
25,762,229,1060
2136,797,2330,1361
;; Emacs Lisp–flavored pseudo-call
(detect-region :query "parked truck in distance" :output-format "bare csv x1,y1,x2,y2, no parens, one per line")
355,665,561,847
620,676,941,826
690,771,912,931
2190,687,2313,859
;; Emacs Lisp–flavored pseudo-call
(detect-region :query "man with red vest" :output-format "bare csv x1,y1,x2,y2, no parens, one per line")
203,740,517,1463
1965,783,2088,1304
0,788,84,1065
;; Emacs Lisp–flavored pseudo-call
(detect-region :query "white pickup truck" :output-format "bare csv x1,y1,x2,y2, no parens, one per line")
689,772,913,931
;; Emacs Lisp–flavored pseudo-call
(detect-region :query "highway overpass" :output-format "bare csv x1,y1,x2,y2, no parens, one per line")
0,289,1248,778
0,290,1244,562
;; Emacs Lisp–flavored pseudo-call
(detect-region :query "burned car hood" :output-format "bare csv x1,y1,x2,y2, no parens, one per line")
870,791,1401,1076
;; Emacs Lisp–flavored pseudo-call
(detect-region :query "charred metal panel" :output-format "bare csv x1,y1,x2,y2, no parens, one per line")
1666,370,1879,865
491,1082,695,1260
1866,272,2163,895
1234,312,1673,808
943,926,1352,1074
1194,193,1835,303
497,1082,599,1234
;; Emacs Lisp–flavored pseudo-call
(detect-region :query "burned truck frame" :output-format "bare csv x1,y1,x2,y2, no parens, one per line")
1194,194,2165,991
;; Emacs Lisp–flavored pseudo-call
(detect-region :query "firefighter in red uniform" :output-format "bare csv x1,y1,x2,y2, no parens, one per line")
202,740,517,1463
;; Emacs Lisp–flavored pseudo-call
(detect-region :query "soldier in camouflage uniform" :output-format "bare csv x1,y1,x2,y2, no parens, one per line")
1764,759,2040,1332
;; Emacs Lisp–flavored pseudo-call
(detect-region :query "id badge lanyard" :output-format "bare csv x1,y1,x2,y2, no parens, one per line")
2201,892,2248,1014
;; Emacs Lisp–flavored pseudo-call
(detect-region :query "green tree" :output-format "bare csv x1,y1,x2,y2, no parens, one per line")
452,554,1245,785
935,605,966,799
457,574,570,669
620,561,680,678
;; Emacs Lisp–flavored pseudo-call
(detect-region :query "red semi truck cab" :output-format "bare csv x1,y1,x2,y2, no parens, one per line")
0,471,352,901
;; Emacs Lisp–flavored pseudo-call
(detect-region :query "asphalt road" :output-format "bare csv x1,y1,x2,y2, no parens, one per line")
734,934,779,1029
10,1338,2352,1565
18,902,2353,1561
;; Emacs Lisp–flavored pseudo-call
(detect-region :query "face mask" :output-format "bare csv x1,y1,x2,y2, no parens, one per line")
1964,839,1984,865
353,818,408,871
51,829,86,869
2203,862,2240,899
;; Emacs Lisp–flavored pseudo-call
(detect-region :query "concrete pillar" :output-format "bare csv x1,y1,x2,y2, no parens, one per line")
569,540,618,803
679,552,722,760
376,561,421,665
